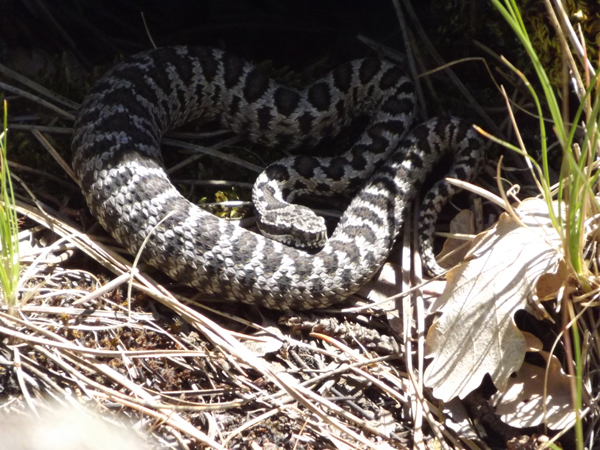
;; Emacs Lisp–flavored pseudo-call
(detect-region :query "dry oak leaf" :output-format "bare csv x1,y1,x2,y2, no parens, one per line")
437,209,476,270
493,351,575,430
424,199,563,402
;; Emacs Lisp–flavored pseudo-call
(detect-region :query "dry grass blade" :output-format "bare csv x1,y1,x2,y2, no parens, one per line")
395,0,502,138
0,81,75,120
162,137,263,173
0,63,80,110
30,129,77,182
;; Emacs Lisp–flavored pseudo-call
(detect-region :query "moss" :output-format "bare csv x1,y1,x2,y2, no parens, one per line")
520,0,600,88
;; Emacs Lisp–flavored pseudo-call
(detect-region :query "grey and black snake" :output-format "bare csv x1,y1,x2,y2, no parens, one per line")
72,46,485,310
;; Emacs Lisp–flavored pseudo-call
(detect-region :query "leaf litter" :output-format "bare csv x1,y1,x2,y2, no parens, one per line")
492,351,575,430
424,198,565,411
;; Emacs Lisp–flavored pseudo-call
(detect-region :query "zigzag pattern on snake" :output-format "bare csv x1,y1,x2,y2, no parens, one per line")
72,46,485,310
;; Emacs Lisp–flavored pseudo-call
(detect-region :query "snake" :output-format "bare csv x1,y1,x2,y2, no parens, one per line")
72,46,485,310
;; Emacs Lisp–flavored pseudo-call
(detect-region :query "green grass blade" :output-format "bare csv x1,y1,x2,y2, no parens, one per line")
0,100,20,315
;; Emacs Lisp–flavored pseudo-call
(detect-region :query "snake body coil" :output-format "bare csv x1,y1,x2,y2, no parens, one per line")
72,46,484,310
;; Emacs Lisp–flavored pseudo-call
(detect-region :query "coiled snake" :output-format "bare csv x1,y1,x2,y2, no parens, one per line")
72,46,485,310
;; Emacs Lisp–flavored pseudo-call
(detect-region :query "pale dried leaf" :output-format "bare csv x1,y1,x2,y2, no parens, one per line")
358,262,402,311
522,331,543,352
437,209,475,270
442,398,480,439
493,351,575,430
535,259,567,301
424,199,563,401
241,327,284,356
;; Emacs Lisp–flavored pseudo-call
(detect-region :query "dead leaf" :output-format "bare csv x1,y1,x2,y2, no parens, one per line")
522,331,543,352
442,398,480,439
437,209,476,270
506,434,552,450
241,327,284,356
493,351,575,430
424,199,564,402
358,262,402,311
535,259,567,301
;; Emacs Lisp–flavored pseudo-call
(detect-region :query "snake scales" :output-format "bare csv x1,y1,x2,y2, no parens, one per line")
72,46,485,310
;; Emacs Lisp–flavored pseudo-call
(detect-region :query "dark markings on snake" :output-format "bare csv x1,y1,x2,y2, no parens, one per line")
382,97,413,116
366,84,375,99
379,66,404,90
324,157,348,182
334,98,346,118
321,124,335,140
243,68,270,102
223,53,246,89
332,61,353,92
365,134,390,155
274,88,301,116
197,50,218,82
315,182,331,193
173,52,194,85
358,58,382,85
307,82,332,111
298,111,316,135
292,180,308,191
294,156,320,179
229,95,241,117
276,134,295,149
265,164,291,182
256,105,274,131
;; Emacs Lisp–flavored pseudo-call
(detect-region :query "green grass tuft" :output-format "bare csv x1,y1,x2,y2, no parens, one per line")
490,1,600,447
0,100,20,316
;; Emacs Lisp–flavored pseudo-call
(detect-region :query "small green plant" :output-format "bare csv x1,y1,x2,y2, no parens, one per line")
0,100,20,316
491,0,599,274
489,1,599,448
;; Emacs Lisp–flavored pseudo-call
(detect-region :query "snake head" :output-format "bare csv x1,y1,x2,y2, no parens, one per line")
255,204,328,250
